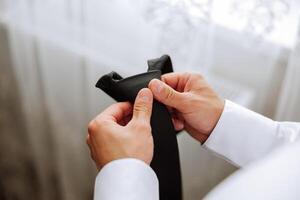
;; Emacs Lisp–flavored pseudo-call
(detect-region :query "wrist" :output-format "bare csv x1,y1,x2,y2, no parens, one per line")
207,98,225,135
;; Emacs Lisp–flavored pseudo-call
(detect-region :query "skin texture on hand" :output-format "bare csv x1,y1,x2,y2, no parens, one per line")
148,72,225,143
87,88,154,170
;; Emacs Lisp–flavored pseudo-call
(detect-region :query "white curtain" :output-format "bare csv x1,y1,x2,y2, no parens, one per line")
276,26,300,121
0,0,299,199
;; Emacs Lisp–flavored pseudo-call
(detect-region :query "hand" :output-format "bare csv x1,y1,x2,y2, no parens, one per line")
87,88,154,170
148,72,224,143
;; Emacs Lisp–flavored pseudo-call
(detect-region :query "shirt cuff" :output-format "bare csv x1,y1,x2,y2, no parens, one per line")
94,158,159,200
203,100,279,167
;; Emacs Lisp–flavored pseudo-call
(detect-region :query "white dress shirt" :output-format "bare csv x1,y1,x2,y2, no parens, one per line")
94,100,300,200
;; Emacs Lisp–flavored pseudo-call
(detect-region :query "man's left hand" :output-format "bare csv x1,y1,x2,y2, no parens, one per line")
87,88,154,170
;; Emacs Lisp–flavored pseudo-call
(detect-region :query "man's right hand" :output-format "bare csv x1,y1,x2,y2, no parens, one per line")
148,72,224,143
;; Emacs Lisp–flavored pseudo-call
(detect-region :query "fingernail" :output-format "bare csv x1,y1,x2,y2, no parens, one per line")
141,96,149,102
138,88,151,102
152,79,163,94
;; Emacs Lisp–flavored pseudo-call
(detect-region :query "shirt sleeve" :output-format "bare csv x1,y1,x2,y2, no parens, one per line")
94,158,159,200
203,100,300,167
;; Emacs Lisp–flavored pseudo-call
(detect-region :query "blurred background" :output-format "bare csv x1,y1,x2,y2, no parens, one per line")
0,0,300,199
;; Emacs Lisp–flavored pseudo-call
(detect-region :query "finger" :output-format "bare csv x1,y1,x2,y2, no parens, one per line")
99,102,132,123
172,117,184,131
161,72,181,89
161,72,190,92
148,79,185,109
131,88,153,124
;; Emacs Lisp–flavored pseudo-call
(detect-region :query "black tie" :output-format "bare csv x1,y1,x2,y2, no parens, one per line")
95,55,182,200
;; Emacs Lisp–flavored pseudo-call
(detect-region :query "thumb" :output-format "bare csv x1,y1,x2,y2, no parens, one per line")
131,88,153,123
149,79,184,109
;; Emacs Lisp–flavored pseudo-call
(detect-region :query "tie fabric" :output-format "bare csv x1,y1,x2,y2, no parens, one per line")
96,55,182,200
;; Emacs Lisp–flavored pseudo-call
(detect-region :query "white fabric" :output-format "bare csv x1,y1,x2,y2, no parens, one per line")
204,142,300,200
203,100,299,166
94,158,159,200
94,100,300,200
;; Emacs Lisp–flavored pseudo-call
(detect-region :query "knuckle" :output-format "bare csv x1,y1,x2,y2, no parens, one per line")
183,72,192,80
88,120,98,133
88,119,105,134
183,72,191,77
165,88,175,100
194,73,204,80
134,103,149,114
